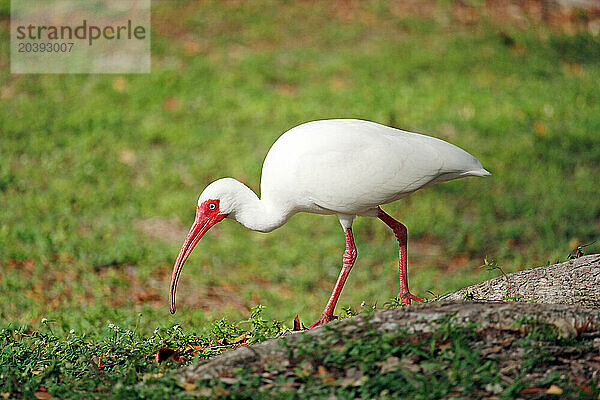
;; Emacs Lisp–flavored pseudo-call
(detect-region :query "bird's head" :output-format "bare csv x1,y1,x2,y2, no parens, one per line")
169,179,237,314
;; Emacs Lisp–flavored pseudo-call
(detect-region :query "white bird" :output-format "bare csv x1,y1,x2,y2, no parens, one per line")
169,119,490,328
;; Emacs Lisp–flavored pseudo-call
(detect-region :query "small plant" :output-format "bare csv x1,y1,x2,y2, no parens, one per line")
480,257,507,278
502,294,524,301
463,291,475,301
567,240,597,260
243,305,284,343
424,290,437,302
358,300,378,313
339,305,358,318
383,294,404,309
210,318,244,343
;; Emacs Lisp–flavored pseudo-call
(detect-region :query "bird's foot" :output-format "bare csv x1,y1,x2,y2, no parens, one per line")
400,292,423,305
307,314,338,329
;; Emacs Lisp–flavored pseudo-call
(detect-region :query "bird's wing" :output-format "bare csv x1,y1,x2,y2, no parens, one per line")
261,119,484,215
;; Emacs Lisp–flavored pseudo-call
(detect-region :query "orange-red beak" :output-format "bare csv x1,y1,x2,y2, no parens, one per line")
169,205,226,314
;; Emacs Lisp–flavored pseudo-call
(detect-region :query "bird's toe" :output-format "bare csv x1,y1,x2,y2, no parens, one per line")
401,292,424,305
307,314,337,329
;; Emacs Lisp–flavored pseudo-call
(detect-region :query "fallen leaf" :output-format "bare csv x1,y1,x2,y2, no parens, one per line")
552,319,577,338
339,367,367,387
92,356,103,369
376,356,400,373
274,82,297,96
31,370,42,375
163,97,179,113
134,289,161,302
196,387,213,397
546,385,563,395
112,77,127,92
449,254,469,270
534,121,546,136
406,336,420,345
520,387,544,394
315,365,329,378
563,63,583,77
142,372,164,382
574,383,594,395
231,333,248,344
485,383,503,394
178,381,213,397
184,345,201,354
181,382,196,391
0,85,14,100
118,149,136,166
329,75,346,90
183,41,203,56
213,386,230,396
400,357,421,373
481,345,503,357
34,391,53,399
191,345,205,353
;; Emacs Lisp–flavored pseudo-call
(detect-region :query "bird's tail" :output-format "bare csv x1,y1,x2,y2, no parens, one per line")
461,168,491,177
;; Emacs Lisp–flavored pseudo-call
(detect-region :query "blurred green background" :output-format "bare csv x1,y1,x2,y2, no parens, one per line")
1,0,599,335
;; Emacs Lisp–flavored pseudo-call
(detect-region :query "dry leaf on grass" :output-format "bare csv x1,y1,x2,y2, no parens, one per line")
34,391,53,400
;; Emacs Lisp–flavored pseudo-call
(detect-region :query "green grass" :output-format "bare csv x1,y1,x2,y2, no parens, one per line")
0,306,283,399
0,0,599,340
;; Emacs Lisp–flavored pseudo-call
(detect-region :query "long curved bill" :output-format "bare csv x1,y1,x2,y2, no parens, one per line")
169,207,218,314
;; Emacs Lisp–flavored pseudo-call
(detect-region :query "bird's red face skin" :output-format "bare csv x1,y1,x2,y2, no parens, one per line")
169,199,227,314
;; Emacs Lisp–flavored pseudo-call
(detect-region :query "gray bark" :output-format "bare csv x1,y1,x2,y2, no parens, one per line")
439,254,600,307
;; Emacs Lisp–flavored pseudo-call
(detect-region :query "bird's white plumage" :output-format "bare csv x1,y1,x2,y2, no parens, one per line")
260,119,488,216
198,119,489,232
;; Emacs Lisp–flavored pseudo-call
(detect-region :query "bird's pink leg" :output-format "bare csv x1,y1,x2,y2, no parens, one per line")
308,228,357,329
377,208,423,305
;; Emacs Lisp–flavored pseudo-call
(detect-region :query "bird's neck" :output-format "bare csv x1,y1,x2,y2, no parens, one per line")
229,182,290,233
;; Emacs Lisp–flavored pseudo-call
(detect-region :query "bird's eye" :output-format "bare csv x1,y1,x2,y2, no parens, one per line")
208,203,216,210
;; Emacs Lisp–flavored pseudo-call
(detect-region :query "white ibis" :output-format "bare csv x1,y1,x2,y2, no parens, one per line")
169,119,490,328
